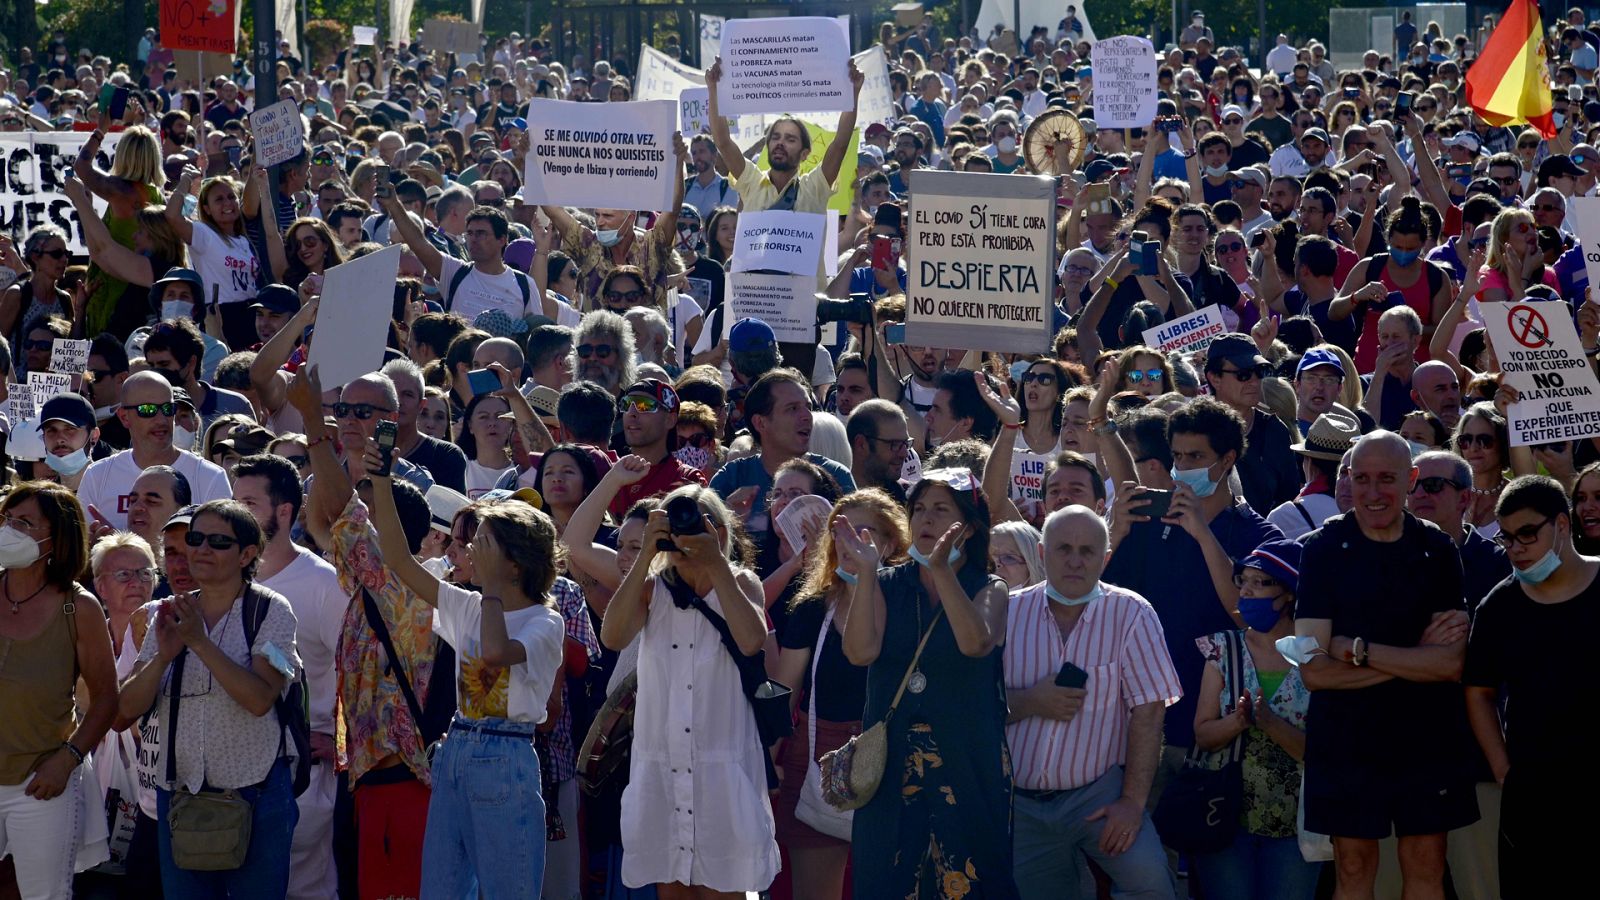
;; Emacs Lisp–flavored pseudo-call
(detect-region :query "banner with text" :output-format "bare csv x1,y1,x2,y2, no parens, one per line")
1092,36,1159,129
423,18,479,55
680,87,711,136
731,210,826,275
699,14,724,67
1144,304,1227,355
160,0,238,54
1570,197,1600,298
0,133,123,254
249,99,304,168
1482,301,1600,445
718,17,853,116
523,100,678,212
726,272,816,342
905,170,1055,353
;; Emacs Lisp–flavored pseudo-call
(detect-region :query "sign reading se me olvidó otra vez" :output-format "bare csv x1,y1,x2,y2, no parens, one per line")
1481,301,1600,446
905,170,1055,353
521,100,678,212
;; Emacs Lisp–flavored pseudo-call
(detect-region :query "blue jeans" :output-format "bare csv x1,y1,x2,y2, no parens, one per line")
156,759,298,900
1013,765,1178,900
421,717,545,900
1191,830,1321,900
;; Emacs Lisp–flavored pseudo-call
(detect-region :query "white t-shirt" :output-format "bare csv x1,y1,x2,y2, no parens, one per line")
465,459,515,498
189,222,260,306
76,449,234,531
433,582,564,723
259,547,348,735
1266,492,1341,542
439,257,530,323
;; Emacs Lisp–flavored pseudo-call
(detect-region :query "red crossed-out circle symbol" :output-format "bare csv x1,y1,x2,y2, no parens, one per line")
1506,305,1551,348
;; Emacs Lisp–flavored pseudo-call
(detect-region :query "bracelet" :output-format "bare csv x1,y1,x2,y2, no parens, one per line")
1103,276,1120,291
1002,422,1023,430
60,741,85,766
305,431,333,450
1586,345,1600,357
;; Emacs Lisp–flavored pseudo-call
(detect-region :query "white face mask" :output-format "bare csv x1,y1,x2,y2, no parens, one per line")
0,526,43,568
172,424,196,451
161,299,193,321
997,135,1017,154
44,448,90,477
1203,164,1230,178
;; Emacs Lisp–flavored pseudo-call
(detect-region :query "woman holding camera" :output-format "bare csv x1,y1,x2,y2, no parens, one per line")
600,484,779,899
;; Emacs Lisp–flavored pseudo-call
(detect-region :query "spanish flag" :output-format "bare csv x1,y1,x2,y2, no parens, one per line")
1466,0,1556,137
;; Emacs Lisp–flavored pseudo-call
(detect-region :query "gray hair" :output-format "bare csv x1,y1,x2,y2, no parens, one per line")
1414,449,1472,486
1377,304,1424,338
381,357,424,390
90,530,157,574
572,309,637,390
435,185,474,222
992,520,1047,585
23,224,68,260
807,411,853,469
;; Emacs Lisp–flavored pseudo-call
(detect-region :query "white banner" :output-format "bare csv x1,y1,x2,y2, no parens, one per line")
308,245,403,389
718,17,853,116
1571,197,1600,300
1092,36,1159,129
905,170,1055,353
699,14,724,67
389,0,415,48
353,26,378,46
274,0,299,59
250,99,304,168
637,44,705,101
731,210,826,275
1144,305,1228,355
726,271,817,342
1481,301,1600,445
975,0,1098,43
0,132,123,255
523,99,678,212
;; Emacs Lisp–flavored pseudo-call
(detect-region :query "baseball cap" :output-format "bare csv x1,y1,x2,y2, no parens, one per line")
621,378,679,411
171,387,195,411
1441,131,1482,153
729,318,777,353
1539,153,1586,180
1295,347,1345,378
1083,158,1116,182
37,393,96,431
1299,127,1331,146
1230,168,1267,189
864,122,890,140
164,504,199,531
250,283,300,315
1206,333,1269,372
1220,104,1246,120
1237,539,1302,593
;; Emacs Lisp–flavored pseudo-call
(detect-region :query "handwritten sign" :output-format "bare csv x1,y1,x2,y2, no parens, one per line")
1144,305,1227,355
717,17,853,116
249,99,304,168
1482,301,1600,445
680,87,712,136
27,371,73,405
5,383,36,422
1092,36,1159,129
730,210,827,276
353,25,378,46
159,0,237,54
905,170,1055,353
0,132,125,253
49,338,90,375
523,100,678,212
726,272,816,342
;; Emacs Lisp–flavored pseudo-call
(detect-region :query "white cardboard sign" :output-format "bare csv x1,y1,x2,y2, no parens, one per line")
523,99,678,212
27,371,72,404
306,245,404,389
680,87,712,136
1481,301,1600,445
353,26,378,46
1569,197,1600,300
725,272,817,342
5,383,35,422
1092,36,1159,130
249,99,305,168
1144,305,1228,355
730,210,827,276
717,17,853,116
49,338,90,374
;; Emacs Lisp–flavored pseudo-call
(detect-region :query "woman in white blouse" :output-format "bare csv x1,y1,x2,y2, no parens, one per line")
600,484,780,899
117,499,301,899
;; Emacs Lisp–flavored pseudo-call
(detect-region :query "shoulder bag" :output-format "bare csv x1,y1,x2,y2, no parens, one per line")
164,646,253,871
794,604,853,840
1151,629,1247,853
576,670,639,797
818,607,944,812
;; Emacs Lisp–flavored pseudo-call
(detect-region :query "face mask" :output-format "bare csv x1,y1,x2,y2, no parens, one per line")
0,526,42,568
1045,581,1102,606
997,135,1017,154
162,299,192,320
907,541,963,568
1513,548,1562,584
1237,596,1284,632
864,204,880,218
596,228,622,247
1389,248,1421,266
674,444,712,470
835,565,859,585
1203,164,1230,178
1406,439,1431,459
1554,112,1567,129
172,424,196,451
1276,634,1321,666
1171,463,1220,497
44,448,89,477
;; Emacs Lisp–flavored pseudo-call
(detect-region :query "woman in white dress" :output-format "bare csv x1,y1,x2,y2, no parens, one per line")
599,484,779,899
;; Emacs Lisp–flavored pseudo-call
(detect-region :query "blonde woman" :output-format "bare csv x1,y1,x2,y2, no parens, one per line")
65,174,188,338
75,122,167,337
989,519,1046,589
164,165,280,349
1477,207,1558,302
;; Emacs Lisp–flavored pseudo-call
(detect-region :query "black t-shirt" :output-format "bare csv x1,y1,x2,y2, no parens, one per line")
1298,512,1474,781
1240,409,1303,515
685,256,725,315
779,597,870,723
402,433,469,495
1228,136,1271,168
1464,565,1600,770
1096,272,1196,350
1461,530,1511,615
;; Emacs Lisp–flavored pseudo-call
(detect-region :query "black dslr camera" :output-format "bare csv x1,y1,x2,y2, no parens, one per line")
655,495,708,551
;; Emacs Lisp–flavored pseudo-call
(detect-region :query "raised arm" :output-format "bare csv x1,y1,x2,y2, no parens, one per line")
927,524,1006,657
380,190,443,279
65,174,156,286
366,445,442,606
705,57,748,181
252,293,318,417
818,62,866,187
73,124,125,203
599,509,668,651
977,373,1024,523
164,167,199,244
836,520,887,666
252,166,289,282
288,363,349,547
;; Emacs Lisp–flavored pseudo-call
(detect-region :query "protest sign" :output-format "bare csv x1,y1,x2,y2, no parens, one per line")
353,26,378,46
731,211,827,275
718,17,854,116
423,18,478,55
49,338,91,375
308,245,404,389
0,132,123,254
905,171,1055,353
1570,197,1600,297
5,383,35,422
160,0,238,54
1009,442,1050,516
699,13,724,66
1481,301,1600,445
637,44,704,101
249,99,304,168
680,87,712,136
1092,36,1159,129
1143,305,1228,355
726,272,817,342
27,372,73,404
523,100,678,212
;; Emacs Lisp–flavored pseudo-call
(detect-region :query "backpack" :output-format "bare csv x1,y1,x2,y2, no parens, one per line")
445,264,532,316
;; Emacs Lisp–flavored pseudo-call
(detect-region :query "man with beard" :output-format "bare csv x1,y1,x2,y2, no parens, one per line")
887,129,925,194
1271,122,1335,178
684,135,739,219
1409,360,1463,429
611,379,705,515
569,309,636,397
1231,168,1275,236
1267,175,1302,223
846,399,912,498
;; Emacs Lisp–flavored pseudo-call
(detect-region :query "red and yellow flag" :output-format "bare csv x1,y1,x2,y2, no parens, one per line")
1466,0,1556,137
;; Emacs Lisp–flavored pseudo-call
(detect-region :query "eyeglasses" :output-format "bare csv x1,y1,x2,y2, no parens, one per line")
35,248,69,260
1019,371,1057,386
866,435,911,454
23,338,53,351
1456,432,1498,449
281,453,310,469
132,402,177,418
604,289,645,304
618,394,663,414
1534,204,1564,213
185,530,242,550
1215,241,1245,253
104,567,157,584
993,553,1027,568
1494,515,1556,548
1216,365,1268,381
577,343,614,359
1232,572,1281,590
1063,264,1094,277
328,402,394,420
1298,372,1343,387
1411,476,1466,495
1125,367,1164,384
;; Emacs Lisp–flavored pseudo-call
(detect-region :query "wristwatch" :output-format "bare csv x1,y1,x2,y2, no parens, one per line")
1094,419,1119,436
1351,636,1369,667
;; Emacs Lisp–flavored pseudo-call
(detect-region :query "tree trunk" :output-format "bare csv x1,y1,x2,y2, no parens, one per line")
12,0,37,52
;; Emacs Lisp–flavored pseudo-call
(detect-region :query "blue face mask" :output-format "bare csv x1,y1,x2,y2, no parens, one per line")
1390,248,1421,266
1046,581,1102,606
835,565,859,585
597,228,623,247
44,448,90,477
1170,463,1220,498
1513,548,1562,584
1407,439,1431,459
907,542,963,568
1237,596,1285,632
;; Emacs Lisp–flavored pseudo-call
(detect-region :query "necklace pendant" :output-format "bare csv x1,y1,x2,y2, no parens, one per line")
908,670,927,694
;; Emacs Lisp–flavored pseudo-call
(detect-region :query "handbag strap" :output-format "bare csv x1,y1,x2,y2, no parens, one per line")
165,648,188,784
807,603,837,756
360,585,429,744
884,607,945,721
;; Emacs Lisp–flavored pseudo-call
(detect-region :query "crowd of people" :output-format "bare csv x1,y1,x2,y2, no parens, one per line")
0,6,1596,900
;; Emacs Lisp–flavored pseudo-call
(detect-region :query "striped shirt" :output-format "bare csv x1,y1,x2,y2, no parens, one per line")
1003,582,1183,791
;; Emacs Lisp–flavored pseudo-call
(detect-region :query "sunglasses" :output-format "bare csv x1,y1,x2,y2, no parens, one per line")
681,432,715,448
1534,204,1564,213
132,402,177,418
1215,241,1245,254
328,402,394,420
1457,432,1497,449
1518,142,1540,150
1228,180,1250,190
1412,476,1466,495
604,289,645,304
185,530,242,550
1216,365,1268,382
1494,176,1522,186
577,343,614,359
1468,237,1489,250
618,394,664,414
1125,367,1164,384
1020,371,1057,386
311,152,335,166
281,453,310,469
23,338,53,351
88,367,113,381
35,248,69,260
